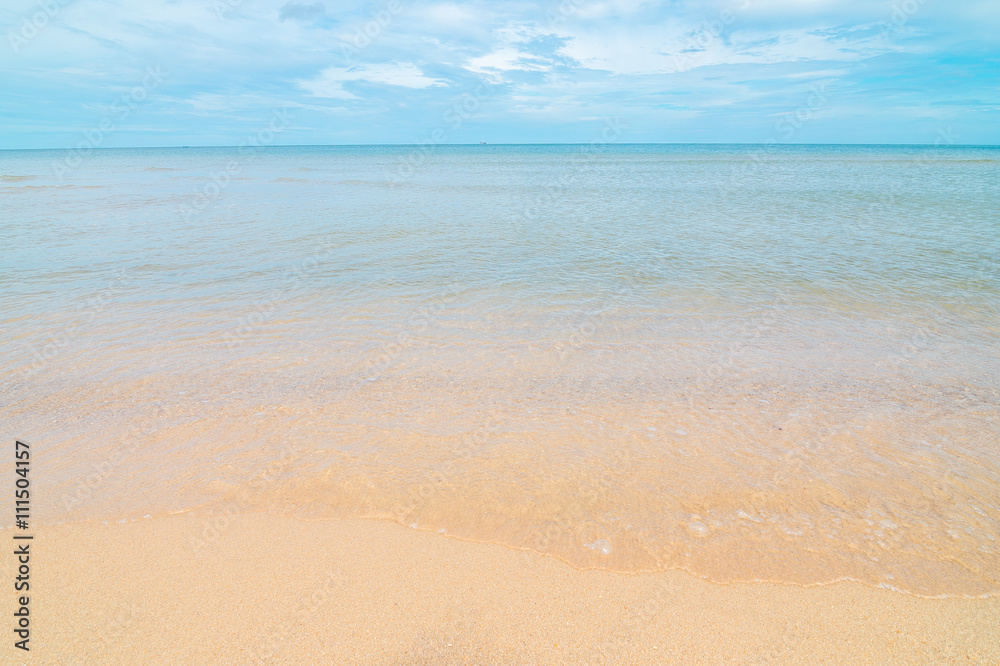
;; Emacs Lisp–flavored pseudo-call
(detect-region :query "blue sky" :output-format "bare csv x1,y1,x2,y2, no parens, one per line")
1,0,998,147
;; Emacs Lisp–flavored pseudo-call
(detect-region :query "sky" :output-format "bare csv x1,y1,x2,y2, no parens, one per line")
1,0,998,148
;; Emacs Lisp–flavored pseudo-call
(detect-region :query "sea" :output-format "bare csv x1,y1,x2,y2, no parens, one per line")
2,144,998,596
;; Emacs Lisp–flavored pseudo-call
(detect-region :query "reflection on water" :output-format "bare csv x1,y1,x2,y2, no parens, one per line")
2,144,999,597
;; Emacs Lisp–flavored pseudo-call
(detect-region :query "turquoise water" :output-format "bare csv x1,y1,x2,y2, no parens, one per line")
2,145,999,595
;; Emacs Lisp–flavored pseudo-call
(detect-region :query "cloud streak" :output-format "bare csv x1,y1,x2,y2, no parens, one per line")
298,62,447,99
0,0,997,147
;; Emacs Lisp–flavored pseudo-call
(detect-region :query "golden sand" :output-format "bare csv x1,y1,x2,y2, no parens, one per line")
25,366,1000,598
13,513,999,664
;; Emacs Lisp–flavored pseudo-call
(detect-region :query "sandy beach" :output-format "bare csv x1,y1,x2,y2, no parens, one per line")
13,512,997,664
4,146,1000,662
5,0,1000,659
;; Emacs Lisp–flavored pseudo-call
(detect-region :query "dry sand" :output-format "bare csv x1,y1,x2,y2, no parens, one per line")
10,513,999,664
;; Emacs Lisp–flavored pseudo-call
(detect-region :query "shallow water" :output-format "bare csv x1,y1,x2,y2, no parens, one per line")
2,144,999,596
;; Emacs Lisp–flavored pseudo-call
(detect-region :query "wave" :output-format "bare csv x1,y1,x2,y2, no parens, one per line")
1,184,84,190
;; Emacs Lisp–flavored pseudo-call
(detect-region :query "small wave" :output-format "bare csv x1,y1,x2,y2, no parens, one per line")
868,159,1000,165
270,177,390,186
1,184,80,190
144,167,183,172
0,175,37,181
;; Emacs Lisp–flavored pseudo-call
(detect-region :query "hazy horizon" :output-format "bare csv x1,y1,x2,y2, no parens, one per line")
4,140,999,152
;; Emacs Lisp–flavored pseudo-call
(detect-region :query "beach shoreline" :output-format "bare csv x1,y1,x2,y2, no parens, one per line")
17,512,999,663
5,144,1000,662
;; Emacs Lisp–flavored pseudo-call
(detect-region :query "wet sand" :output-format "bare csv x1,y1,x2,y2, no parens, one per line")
20,513,1000,664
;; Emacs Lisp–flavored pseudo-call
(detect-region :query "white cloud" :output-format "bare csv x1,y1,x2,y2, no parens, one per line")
569,0,661,21
298,62,448,99
421,2,480,28
466,48,554,79
554,24,882,76
2,0,997,146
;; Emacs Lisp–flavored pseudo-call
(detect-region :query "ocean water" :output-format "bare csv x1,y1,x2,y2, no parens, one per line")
2,144,999,596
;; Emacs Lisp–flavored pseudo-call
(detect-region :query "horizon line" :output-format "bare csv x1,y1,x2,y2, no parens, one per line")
3,142,999,152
